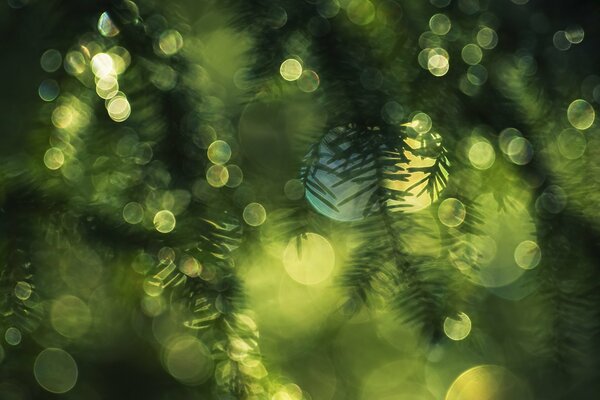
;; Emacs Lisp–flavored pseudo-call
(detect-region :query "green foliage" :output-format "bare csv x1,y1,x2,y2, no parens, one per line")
1,0,600,399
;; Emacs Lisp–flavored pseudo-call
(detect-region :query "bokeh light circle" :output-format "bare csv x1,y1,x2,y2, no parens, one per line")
443,312,472,341
153,210,176,233
346,0,375,26
283,233,335,285
123,202,144,224
514,240,541,270
428,53,450,77
206,164,229,187
164,336,213,385
461,44,483,65
297,70,320,92
411,112,432,134
98,12,119,37
44,147,65,170
40,49,62,72
446,365,532,400
284,179,305,200
280,59,303,81
14,281,32,301
38,79,60,102
243,202,267,227
468,140,495,170
557,128,586,159
506,137,533,165
5,327,21,346
91,53,114,78
34,348,78,394
438,198,466,228
477,27,498,49
430,13,451,35
225,165,244,188
106,95,131,122
207,140,232,165
451,193,536,288
158,30,184,56
567,99,595,130
50,295,92,338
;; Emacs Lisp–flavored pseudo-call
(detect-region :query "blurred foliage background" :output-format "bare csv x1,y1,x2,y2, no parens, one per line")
1,0,600,399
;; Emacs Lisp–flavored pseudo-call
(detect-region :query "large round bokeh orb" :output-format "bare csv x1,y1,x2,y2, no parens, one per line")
34,348,78,394
283,233,335,285
446,364,532,400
